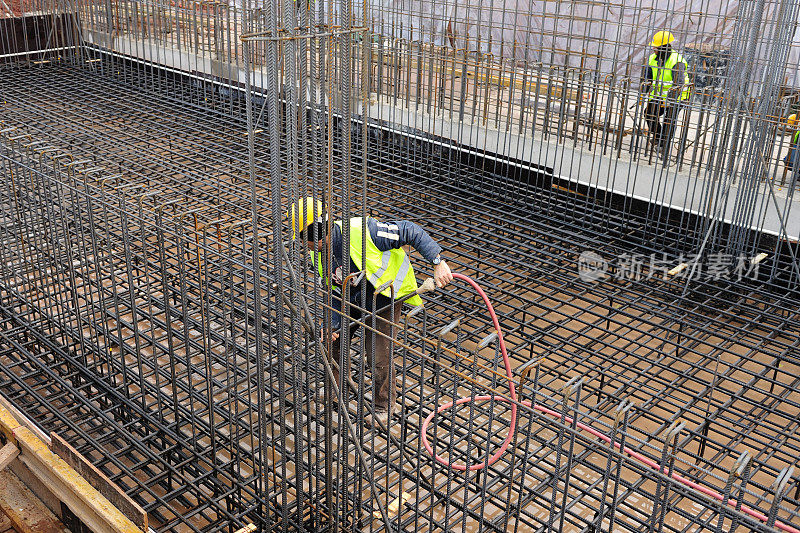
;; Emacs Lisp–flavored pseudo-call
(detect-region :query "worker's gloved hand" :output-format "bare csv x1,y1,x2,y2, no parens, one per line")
321,330,340,344
434,260,453,288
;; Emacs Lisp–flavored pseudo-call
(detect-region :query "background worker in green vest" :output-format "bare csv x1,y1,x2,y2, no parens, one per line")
640,30,691,156
288,197,453,427
784,113,800,172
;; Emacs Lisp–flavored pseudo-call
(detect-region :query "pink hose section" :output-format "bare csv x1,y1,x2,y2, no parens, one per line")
420,273,799,533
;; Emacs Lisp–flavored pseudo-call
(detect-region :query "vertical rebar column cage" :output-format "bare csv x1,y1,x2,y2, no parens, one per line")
240,17,384,528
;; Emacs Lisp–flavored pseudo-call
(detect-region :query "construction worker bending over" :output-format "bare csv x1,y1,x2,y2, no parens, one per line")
640,31,690,156
784,113,800,174
288,197,453,427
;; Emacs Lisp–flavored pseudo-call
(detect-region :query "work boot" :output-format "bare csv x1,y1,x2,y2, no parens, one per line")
364,409,390,430
364,401,398,430
658,142,677,164
647,137,663,156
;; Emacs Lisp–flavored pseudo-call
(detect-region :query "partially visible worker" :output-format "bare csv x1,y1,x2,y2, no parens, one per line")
288,197,453,427
640,30,691,156
784,113,800,172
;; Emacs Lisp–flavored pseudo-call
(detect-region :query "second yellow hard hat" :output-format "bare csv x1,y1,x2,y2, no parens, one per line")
651,31,675,47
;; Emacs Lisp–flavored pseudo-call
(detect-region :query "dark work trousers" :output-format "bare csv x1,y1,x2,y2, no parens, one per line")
330,291,403,413
644,99,684,150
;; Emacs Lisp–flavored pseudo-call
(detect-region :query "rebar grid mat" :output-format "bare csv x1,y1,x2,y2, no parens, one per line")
0,60,799,532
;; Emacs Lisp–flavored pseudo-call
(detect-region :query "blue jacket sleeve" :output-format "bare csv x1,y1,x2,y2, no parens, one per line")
368,218,442,263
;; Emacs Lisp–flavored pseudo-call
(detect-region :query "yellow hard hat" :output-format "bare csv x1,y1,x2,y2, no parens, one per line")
287,196,323,240
651,31,675,47
788,113,798,127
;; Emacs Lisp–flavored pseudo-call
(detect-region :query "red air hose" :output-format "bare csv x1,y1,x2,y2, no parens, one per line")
420,273,799,533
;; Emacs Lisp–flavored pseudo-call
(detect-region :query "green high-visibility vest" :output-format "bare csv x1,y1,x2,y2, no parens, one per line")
793,130,799,145
648,51,690,101
311,217,423,307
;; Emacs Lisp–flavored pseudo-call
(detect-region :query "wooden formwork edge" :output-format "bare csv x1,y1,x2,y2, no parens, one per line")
0,399,22,445
0,398,148,533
